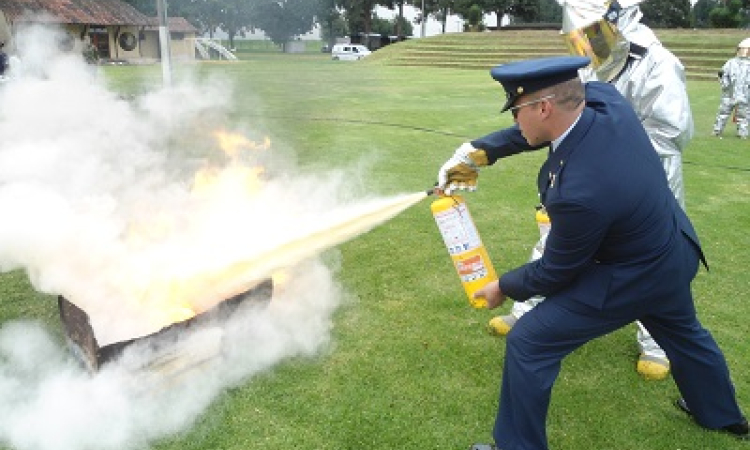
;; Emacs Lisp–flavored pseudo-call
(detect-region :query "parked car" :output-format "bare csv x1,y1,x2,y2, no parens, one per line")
331,44,371,61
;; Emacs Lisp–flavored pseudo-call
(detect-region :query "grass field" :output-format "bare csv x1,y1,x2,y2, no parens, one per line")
1,51,749,450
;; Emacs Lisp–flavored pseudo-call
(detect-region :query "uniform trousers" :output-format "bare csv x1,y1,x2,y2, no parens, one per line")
493,237,743,450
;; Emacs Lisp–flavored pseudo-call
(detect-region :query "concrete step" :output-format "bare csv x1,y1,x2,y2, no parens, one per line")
371,29,748,81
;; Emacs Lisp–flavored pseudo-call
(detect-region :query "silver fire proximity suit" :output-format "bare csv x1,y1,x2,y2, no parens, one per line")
713,45,750,138
584,5,693,368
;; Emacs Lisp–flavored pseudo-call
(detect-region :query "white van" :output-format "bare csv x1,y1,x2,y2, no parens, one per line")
331,44,371,61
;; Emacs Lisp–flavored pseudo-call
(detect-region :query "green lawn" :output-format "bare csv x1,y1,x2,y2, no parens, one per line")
1,54,748,450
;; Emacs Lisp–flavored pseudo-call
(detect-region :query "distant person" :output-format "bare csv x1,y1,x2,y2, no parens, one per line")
0,41,9,78
463,54,748,450
82,37,100,65
437,0,692,381
713,38,750,139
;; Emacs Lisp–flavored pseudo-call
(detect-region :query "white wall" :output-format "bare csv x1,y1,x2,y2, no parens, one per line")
206,26,321,41
375,5,467,37
375,5,509,37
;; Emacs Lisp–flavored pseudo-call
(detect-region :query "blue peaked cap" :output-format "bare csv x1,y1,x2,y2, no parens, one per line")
491,56,591,113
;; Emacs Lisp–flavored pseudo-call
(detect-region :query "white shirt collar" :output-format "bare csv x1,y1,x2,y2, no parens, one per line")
550,113,582,152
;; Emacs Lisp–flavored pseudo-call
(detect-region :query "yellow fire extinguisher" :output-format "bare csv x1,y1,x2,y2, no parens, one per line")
431,194,498,309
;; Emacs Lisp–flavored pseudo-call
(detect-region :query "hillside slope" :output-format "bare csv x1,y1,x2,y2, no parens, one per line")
367,29,749,81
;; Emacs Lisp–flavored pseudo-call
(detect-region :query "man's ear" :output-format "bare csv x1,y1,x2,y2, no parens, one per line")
539,98,553,119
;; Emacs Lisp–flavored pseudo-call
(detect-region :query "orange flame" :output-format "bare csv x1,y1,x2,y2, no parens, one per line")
192,130,268,199
213,130,270,159
125,131,274,327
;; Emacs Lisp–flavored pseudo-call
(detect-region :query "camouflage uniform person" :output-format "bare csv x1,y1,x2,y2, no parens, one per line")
713,38,750,139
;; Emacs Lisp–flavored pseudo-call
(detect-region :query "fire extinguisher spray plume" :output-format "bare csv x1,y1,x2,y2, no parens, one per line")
180,190,431,313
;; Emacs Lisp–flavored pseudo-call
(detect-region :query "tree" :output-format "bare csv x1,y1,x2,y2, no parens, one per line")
180,0,254,47
708,0,744,27
379,0,408,36
371,14,414,36
537,0,562,23
639,0,691,28
184,0,229,38
437,0,455,32
464,4,485,30
120,0,225,37
504,0,540,23
406,0,444,34
319,14,349,43
427,0,458,34
252,0,317,48
337,0,377,35
121,0,155,15
692,0,720,28
453,0,540,27
315,0,347,46
220,0,255,47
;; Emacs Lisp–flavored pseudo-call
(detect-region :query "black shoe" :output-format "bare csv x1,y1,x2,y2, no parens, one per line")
674,398,749,440
725,419,750,440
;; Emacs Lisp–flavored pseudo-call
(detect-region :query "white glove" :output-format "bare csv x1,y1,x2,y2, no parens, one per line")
437,143,489,195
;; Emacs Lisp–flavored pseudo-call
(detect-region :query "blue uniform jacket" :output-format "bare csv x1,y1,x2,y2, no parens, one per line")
476,82,705,311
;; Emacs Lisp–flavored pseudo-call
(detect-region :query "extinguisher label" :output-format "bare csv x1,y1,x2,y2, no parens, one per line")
456,254,488,281
434,204,481,255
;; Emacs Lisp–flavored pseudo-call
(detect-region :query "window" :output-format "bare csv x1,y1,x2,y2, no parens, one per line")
118,32,137,51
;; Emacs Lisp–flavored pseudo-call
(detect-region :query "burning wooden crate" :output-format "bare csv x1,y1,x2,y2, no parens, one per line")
58,279,273,373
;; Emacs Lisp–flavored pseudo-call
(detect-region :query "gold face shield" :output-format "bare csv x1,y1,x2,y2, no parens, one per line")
562,18,629,82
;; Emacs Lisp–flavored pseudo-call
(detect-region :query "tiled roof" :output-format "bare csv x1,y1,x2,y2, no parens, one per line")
1,0,151,26
146,17,198,33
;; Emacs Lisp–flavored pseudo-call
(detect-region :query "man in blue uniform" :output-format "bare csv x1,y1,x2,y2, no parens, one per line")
466,56,747,450
440,0,690,381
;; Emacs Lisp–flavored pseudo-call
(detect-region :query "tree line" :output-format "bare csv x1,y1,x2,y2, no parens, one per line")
123,0,750,49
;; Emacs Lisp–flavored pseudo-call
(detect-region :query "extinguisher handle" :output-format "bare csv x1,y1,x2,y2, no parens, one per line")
426,181,442,196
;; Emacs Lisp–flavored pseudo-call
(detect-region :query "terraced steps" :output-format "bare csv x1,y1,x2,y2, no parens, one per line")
367,29,749,81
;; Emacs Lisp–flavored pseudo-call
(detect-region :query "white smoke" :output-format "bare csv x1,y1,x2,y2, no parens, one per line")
0,257,343,450
0,23,402,450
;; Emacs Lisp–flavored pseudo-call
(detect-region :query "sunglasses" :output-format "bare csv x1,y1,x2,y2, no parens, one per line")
509,94,556,118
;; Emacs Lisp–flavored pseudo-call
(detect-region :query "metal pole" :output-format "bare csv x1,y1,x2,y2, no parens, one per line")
421,0,426,37
156,0,172,86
